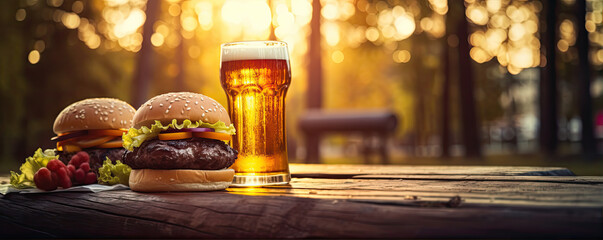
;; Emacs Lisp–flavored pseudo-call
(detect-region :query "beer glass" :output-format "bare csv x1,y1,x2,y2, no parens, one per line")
220,41,291,186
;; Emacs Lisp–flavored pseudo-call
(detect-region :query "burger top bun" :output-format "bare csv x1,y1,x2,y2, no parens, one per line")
129,168,235,192
53,98,136,134
133,92,231,129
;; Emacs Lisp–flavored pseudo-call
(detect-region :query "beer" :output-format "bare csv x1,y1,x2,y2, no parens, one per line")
220,41,291,186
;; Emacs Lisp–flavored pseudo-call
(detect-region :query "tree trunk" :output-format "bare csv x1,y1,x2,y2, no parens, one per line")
307,0,322,109
304,0,323,163
576,0,596,157
440,8,453,158
539,0,558,155
131,0,160,108
175,10,185,92
413,42,426,156
457,3,482,158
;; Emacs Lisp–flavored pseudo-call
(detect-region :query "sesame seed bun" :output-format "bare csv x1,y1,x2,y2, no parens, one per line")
133,92,230,129
53,98,136,134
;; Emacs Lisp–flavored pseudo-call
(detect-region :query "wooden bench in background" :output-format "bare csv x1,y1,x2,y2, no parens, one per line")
298,110,398,164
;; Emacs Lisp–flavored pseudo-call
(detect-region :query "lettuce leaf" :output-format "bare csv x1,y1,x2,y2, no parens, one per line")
122,119,236,151
97,158,131,185
10,148,58,189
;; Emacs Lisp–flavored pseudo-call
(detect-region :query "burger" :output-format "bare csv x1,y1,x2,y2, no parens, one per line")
122,92,237,192
52,98,136,172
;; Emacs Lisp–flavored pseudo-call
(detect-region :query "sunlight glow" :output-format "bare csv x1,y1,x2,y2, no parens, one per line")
221,0,272,38
113,8,145,38
195,1,213,31
323,22,340,46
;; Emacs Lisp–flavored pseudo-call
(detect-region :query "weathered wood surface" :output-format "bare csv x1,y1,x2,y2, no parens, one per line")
1,165,602,238
289,163,576,177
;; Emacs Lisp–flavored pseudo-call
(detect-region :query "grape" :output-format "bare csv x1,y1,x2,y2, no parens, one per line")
69,154,82,168
56,167,68,179
80,162,90,173
34,167,57,191
51,172,59,187
58,174,72,189
67,164,76,179
84,172,97,184
75,168,86,183
76,151,90,163
46,159,63,172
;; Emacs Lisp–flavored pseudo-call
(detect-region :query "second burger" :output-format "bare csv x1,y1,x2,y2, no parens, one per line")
123,92,238,192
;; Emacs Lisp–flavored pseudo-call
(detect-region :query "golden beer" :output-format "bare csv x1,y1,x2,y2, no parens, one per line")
220,41,291,186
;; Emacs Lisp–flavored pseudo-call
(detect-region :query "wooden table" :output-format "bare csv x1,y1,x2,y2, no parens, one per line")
1,164,602,238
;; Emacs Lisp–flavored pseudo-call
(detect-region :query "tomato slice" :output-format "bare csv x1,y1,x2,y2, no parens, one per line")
76,136,117,148
88,129,127,136
58,135,116,149
57,135,89,147
192,132,232,141
57,144,82,153
158,132,193,141
96,139,123,148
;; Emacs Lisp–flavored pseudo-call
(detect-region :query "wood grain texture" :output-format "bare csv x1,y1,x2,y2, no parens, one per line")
229,178,603,207
289,164,576,177
1,165,601,238
1,189,601,238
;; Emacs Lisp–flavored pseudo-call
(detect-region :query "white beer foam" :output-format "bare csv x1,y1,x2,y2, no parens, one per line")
221,42,289,62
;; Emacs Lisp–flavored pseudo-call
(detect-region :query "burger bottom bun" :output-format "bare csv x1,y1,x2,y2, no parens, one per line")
129,168,234,192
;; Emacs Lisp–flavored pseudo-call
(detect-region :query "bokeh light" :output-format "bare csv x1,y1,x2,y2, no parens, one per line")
465,0,542,74
331,50,344,63
28,50,40,64
15,9,26,21
393,49,411,63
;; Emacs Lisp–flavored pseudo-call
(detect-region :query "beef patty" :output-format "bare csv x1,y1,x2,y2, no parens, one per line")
123,138,237,170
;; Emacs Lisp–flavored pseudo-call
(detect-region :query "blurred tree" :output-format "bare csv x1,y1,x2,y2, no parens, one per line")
0,1,27,169
456,1,482,158
132,0,160,108
307,0,323,110
539,0,559,155
576,0,596,156
175,1,185,92
440,0,454,158
0,0,134,168
411,34,427,155
304,0,323,163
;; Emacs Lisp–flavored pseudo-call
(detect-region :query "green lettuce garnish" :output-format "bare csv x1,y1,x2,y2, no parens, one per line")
122,119,235,151
10,148,58,189
98,158,131,186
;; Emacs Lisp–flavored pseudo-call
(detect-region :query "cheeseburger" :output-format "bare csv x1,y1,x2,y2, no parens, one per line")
123,92,237,192
52,98,136,172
